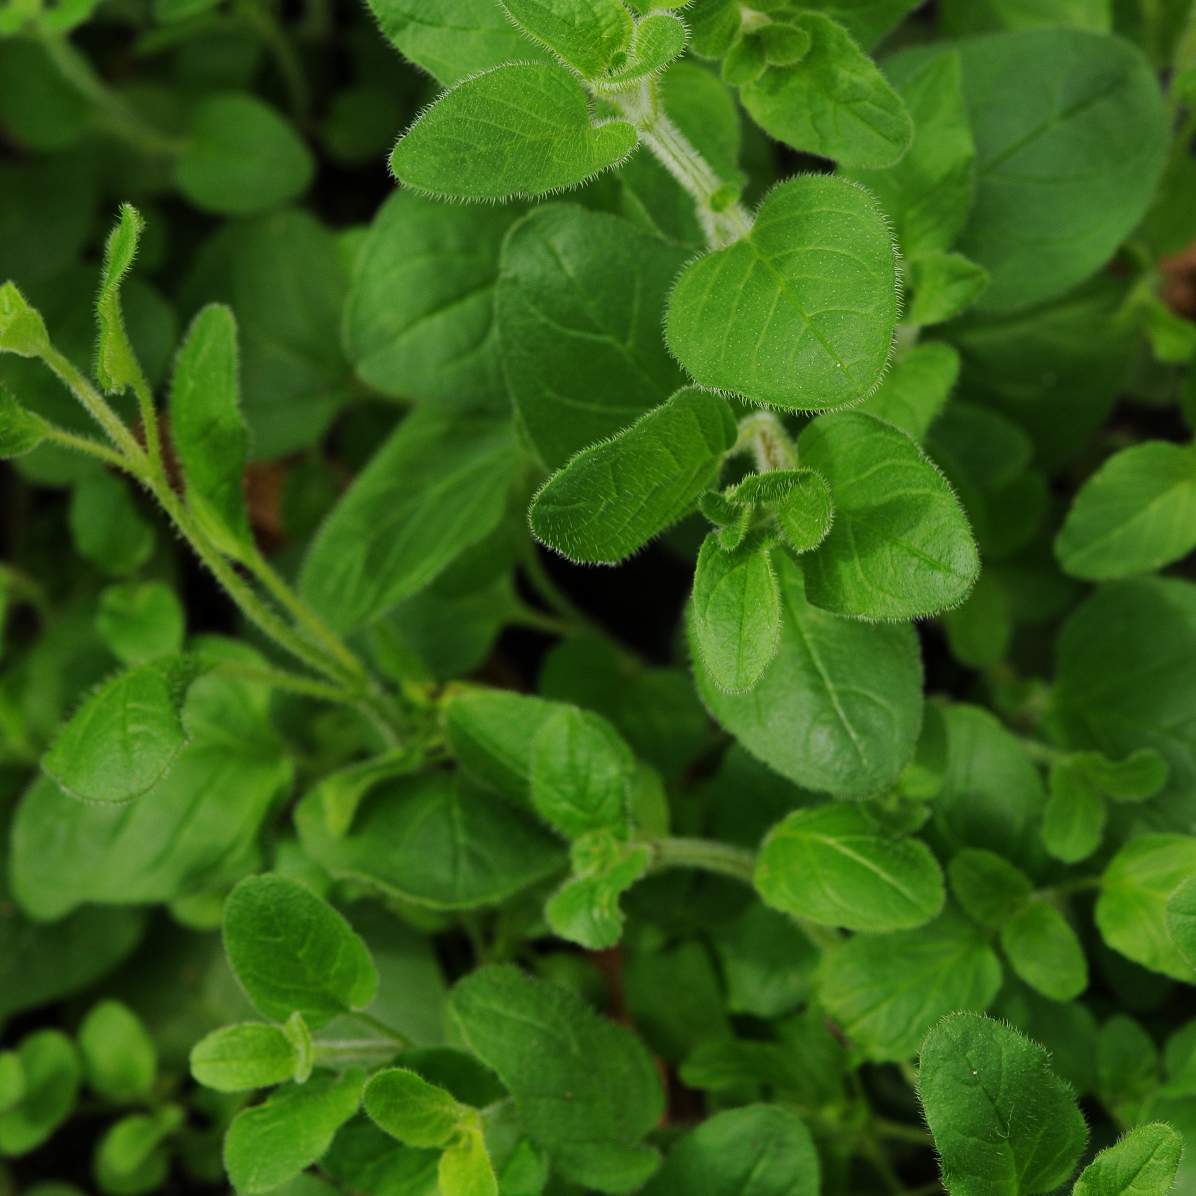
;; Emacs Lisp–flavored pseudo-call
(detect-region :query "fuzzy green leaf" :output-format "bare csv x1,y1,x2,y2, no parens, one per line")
190,1024,299,1093
667,175,899,411
0,281,51,357
690,532,781,694
529,387,737,563
797,411,979,619
222,874,378,1028
858,341,959,443
919,1012,1087,1196
390,64,636,199
0,384,48,457
604,14,685,82
740,13,912,168
546,834,650,950
42,657,202,804
1072,1125,1183,1196
95,582,185,667
1165,877,1196,971
95,204,147,396
756,803,944,930
364,1068,464,1148
498,0,631,77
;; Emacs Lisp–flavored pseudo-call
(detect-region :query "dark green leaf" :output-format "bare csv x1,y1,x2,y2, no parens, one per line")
68,472,155,578
78,1001,155,1101
95,583,185,666
1000,899,1087,1001
947,848,1032,928
1042,760,1106,864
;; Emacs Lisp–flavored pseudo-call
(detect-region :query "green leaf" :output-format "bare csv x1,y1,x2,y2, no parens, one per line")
842,51,974,258
342,191,524,411
0,1031,81,1157
390,64,636,199
95,582,185,667
42,656,202,804
1072,749,1168,803
947,848,1032,928
546,832,650,949
78,1001,156,1102
1165,877,1196,970
693,554,923,798
12,656,292,919
1041,760,1106,864
496,204,688,469
69,472,155,577
0,1054,22,1114
906,253,990,326
1073,1124,1183,1196
639,1104,819,1196
939,0,1110,33
1054,579,1196,806
667,175,899,410
498,0,631,77
756,803,945,930
0,384,49,457
449,965,663,1192
918,1012,1087,1196
820,903,1003,1061
169,304,253,557
175,94,314,216
1097,834,1196,981
309,748,423,840
802,0,922,48
941,571,1012,669
94,1105,183,1196
0,281,51,358
222,873,378,1028
857,341,960,443
300,408,520,632
367,0,552,84
190,1024,300,1093
531,706,634,839
797,411,978,619
1056,442,1196,580
1099,1015,1158,1124
690,532,780,694
364,1068,466,1147
529,387,737,563
95,204,147,396
952,29,1168,309
604,13,685,82
440,1130,498,1196
223,1069,365,1195
293,771,565,910
1000,898,1088,1001
740,12,911,167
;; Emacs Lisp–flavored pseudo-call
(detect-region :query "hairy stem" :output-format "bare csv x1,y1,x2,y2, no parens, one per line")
651,836,757,881
352,1012,412,1048
734,411,799,472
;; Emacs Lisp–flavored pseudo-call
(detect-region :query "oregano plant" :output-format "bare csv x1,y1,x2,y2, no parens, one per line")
2,0,1196,1195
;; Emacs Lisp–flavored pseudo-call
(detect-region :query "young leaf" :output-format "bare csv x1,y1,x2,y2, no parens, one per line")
169,304,253,558
69,472,155,577
496,204,688,469
755,803,945,931
546,831,650,949
1097,834,1196,981
947,848,1032,927
78,1000,156,1101
0,1031,81,1157
0,384,49,457
1055,441,1196,580
529,387,737,563
639,1104,819,1196
1072,1124,1183,1196
95,582,185,666
440,1130,498,1196
223,1069,366,1195
857,341,960,443
299,407,521,632
222,873,378,1028
740,13,911,167
363,1068,464,1147
820,903,1002,1061
1041,760,1106,864
842,51,974,258
498,0,631,78
797,411,979,619
918,1013,1087,1196
531,706,634,839
42,656,202,804
690,532,781,694
190,1024,300,1092
390,64,637,199
94,204,147,396
0,281,51,358
952,28,1167,309
174,94,314,216
449,965,663,1192
693,554,923,798
94,1105,183,1195
906,253,990,326
343,191,525,410
667,175,899,411
1000,898,1088,1002
604,13,685,82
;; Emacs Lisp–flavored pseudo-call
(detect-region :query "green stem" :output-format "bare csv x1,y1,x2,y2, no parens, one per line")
40,344,147,465
606,76,752,250
1049,875,1101,898
351,1012,412,1048
38,33,188,156
209,661,359,703
651,836,757,882
733,411,799,472
872,1117,932,1146
312,1040,402,1062
42,424,134,471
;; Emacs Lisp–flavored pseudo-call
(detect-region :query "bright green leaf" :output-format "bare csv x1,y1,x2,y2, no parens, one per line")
1072,1124,1183,1196
1166,877,1196,971
94,204,147,396
1041,761,1106,864
546,832,650,949
857,340,959,443
0,385,49,457
190,1024,299,1093
1000,898,1088,1001
498,0,631,77
79,1001,156,1102
907,253,990,326
946,848,1031,928
0,281,51,358
95,582,185,666
364,1068,464,1148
